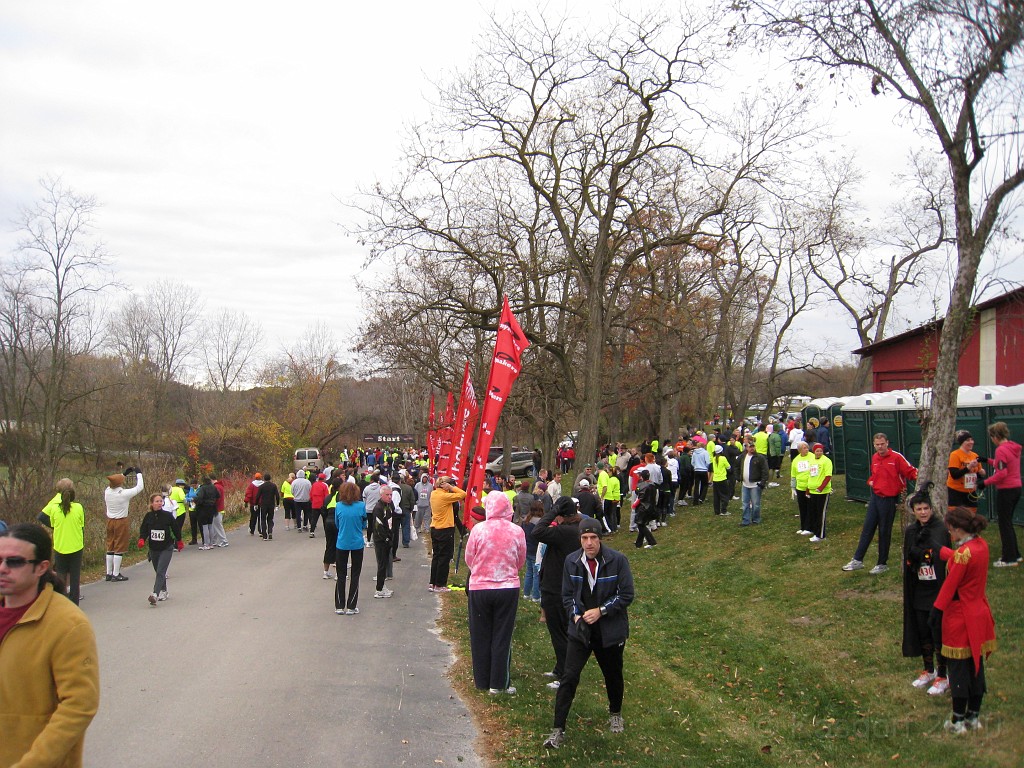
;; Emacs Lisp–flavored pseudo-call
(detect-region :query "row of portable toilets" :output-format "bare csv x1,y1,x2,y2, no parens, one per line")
801,385,1024,525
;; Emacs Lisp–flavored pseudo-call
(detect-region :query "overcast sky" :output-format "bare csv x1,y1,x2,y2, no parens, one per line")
2,1,1020,382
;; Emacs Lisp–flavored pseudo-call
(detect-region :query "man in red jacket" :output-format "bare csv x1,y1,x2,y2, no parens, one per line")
843,433,918,575
308,474,330,538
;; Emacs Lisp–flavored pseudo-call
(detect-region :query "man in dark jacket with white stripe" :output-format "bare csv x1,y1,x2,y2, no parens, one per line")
543,517,634,749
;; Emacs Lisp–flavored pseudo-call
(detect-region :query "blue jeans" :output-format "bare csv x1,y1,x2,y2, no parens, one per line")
741,485,762,525
400,509,412,546
523,556,540,600
853,493,898,565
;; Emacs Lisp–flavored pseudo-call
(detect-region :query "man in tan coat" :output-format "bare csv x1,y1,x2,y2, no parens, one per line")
0,523,99,767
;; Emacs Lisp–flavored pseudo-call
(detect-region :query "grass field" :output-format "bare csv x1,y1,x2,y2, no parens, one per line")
440,473,1022,768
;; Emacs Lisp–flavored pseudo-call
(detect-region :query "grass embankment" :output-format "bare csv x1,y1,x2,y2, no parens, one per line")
440,473,1022,768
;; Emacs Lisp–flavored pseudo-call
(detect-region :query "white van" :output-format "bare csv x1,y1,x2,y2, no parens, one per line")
293,448,324,473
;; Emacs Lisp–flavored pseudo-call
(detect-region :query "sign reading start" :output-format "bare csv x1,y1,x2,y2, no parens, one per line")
363,434,415,444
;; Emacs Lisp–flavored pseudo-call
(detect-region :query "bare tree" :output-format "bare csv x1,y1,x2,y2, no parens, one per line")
752,0,1024,490
203,308,262,392
0,178,110,510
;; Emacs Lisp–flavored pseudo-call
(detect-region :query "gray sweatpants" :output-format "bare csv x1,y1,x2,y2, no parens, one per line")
150,549,173,594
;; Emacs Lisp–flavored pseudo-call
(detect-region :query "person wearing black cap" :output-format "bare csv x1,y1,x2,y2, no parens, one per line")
531,496,584,688
543,517,634,749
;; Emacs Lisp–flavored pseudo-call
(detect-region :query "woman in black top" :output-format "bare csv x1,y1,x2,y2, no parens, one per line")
902,483,952,693
139,493,182,605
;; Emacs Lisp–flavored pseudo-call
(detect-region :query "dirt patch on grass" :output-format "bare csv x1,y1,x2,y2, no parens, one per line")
836,589,901,602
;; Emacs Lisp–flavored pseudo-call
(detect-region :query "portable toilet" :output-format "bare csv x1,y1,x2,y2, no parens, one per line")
839,393,883,502
984,385,1024,525
869,390,921,463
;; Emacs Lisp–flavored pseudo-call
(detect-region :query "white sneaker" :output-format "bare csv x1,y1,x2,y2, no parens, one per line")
993,559,1020,568
335,608,345,615
157,591,168,601
842,559,864,571
800,530,813,536
943,718,967,735
768,482,779,488
809,535,823,542
374,590,388,599
912,670,937,688
543,728,565,749
322,572,332,580
546,680,561,689
869,564,889,575
609,713,624,733
927,677,949,695
347,607,359,615
488,686,516,695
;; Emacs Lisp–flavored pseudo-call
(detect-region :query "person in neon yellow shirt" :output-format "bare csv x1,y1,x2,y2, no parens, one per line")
282,473,296,530
169,480,188,541
604,466,622,532
790,442,813,536
805,443,833,542
39,478,85,605
710,444,732,516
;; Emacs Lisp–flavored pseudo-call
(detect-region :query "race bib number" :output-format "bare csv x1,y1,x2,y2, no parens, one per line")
964,472,977,490
917,564,937,581
150,530,166,542
797,460,810,473
419,492,427,501
809,466,819,477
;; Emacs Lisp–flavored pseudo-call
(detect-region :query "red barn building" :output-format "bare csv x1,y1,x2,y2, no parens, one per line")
854,287,1024,390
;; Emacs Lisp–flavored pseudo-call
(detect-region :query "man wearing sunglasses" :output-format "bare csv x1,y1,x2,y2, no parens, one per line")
0,522,99,767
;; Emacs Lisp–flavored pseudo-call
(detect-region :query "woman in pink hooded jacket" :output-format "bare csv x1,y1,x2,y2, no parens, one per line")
980,421,1022,566
465,491,526,694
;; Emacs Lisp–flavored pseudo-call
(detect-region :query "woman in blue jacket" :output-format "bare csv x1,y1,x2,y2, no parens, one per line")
334,481,367,615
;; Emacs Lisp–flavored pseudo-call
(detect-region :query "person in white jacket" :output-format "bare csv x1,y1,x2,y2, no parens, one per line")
104,468,144,581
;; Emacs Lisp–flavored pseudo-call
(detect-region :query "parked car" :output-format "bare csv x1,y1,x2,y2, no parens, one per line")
293,447,324,473
486,451,535,477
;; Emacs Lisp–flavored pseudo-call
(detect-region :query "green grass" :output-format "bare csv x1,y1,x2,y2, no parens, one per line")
440,473,1023,767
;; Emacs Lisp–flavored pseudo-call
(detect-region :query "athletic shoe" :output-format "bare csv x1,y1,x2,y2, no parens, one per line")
542,671,557,677
609,713,624,733
993,559,1020,567
157,590,168,601
546,680,561,689
105,574,112,581
216,542,229,547
199,545,212,550
346,608,359,615
869,564,889,575
148,593,157,605
309,532,315,538
393,557,401,562
768,482,780,488
809,535,823,542
842,559,864,571
644,544,655,549
110,574,129,582
676,500,688,506
543,728,565,749
434,586,451,593
943,718,967,735
427,585,436,592
731,496,740,501
382,588,394,598
488,686,516,695
268,534,273,540
912,670,937,688
374,590,388,599
335,609,345,615
965,716,983,731
323,572,333,580
927,677,949,696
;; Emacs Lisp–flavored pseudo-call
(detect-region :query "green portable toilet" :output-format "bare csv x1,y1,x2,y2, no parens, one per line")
839,393,881,502
984,384,1024,525
805,398,847,473
868,391,918,462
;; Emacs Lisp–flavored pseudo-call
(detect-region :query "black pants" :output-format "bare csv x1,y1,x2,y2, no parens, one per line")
173,514,186,541
796,490,810,532
634,522,656,547
260,504,275,538
679,470,693,499
322,520,338,566
693,472,709,504
188,510,200,544
553,633,625,728
283,498,296,521
808,492,829,538
294,501,312,529
430,527,455,587
308,507,323,534
53,549,83,605
335,548,363,610
374,540,392,591
994,487,1022,562
249,506,262,535
713,482,730,515
540,591,569,678
604,500,619,532
910,607,945,675
468,588,519,690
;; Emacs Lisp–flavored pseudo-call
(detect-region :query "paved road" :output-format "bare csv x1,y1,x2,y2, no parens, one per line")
81,524,483,768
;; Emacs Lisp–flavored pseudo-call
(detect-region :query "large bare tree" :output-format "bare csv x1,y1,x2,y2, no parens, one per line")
752,0,1024,488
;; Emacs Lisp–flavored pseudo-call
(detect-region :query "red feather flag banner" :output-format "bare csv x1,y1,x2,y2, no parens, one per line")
465,295,530,519
436,391,456,474
449,361,479,487
426,393,437,474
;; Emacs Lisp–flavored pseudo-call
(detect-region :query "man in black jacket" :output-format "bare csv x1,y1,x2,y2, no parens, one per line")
530,496,582,689
543,517,634,749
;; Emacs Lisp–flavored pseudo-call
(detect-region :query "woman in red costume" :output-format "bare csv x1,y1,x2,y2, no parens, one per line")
932,506,998,734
